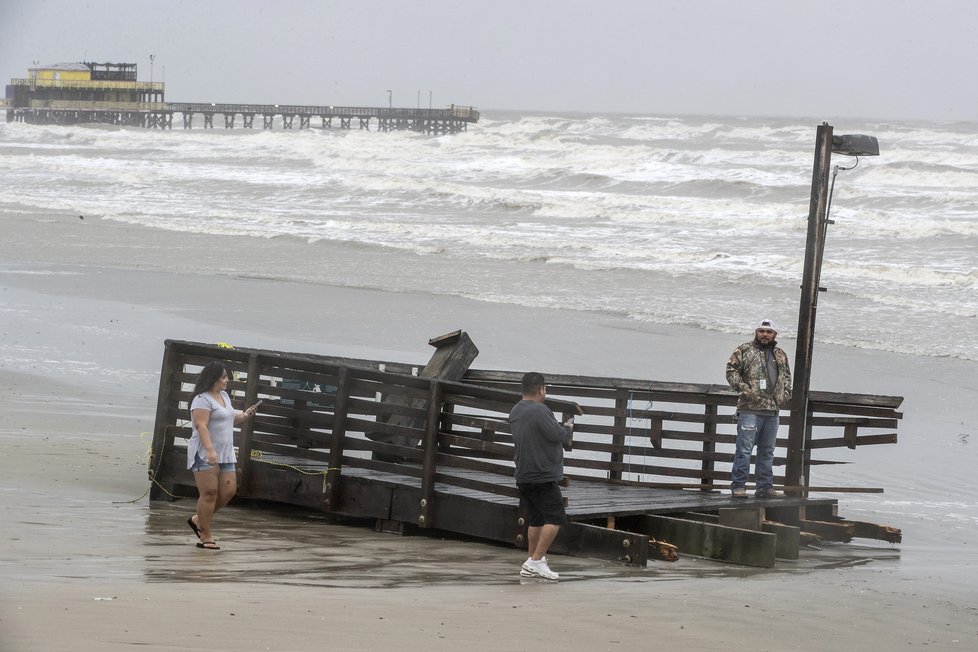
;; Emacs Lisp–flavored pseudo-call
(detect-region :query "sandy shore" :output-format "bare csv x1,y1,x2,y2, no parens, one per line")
1,216,977,649
2,365,975,650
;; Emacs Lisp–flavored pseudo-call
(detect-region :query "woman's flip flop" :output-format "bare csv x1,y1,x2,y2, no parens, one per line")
196,541,221,550
187,516,201,539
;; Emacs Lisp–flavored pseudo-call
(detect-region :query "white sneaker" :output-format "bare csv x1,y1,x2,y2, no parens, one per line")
533,558,559,580
520,557,559,580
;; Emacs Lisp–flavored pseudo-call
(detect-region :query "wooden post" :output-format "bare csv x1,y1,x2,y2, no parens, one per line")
324,367,351,511
787,123,834,490
701,403,718,491
235,352,261,495
610,389,627,481
420,330,480,380
418,382,443,528
148,340,179,500
649,415,663,448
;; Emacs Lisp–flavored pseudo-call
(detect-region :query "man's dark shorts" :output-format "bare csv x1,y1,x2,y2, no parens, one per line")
517,481,567,527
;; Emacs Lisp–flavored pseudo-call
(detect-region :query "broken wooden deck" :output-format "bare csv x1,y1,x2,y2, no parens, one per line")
149,337,903,568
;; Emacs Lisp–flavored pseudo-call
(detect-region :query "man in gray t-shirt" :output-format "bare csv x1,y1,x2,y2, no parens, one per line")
510,372,574,581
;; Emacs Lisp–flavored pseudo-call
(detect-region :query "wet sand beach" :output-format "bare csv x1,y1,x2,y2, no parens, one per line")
1,215,977,650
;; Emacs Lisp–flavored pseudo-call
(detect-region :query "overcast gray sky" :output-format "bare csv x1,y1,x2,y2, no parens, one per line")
2,0,976,122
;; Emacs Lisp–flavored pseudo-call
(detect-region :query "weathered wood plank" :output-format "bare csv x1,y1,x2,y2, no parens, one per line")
551,522,649,566
849,520,902,543
718,507,762,531
800,519,854,543
420,330,480,380
622,514,777,567
806,516,902,543
762,520,801,559
807,433,898,448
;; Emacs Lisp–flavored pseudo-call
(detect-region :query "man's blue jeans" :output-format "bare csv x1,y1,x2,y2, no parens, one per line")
731,412,780,490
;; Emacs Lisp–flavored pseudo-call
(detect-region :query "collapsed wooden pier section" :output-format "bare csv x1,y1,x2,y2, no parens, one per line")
149,336,902,568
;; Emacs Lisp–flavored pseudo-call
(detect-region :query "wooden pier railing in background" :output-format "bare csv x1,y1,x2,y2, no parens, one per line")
166,103,478,133
148,340,902,567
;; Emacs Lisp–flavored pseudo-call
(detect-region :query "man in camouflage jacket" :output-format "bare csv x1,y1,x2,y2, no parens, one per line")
725,319,792,498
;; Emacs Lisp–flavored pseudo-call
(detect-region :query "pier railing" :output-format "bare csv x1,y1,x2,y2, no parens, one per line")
150,341,901,519
167,103,479,122
10,78,164,92
464,370,901,492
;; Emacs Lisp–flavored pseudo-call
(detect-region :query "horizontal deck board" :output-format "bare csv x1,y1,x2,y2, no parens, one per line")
248,452,831,519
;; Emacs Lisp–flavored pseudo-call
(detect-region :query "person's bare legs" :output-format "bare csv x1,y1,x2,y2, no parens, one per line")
193,468,220,543
215,470,237,511
527,523,560,560
191,470,236,544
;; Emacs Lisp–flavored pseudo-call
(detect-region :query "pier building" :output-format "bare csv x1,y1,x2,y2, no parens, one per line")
5,61,165,126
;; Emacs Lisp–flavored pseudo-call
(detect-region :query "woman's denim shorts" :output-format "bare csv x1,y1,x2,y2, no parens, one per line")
191,452,236,473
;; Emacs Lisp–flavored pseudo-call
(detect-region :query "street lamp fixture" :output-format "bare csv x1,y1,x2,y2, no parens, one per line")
386,90,392,109
831,134,879,157
827,133,880,218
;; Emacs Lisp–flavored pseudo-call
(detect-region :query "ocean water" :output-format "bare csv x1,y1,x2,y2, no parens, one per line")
0,112,976,360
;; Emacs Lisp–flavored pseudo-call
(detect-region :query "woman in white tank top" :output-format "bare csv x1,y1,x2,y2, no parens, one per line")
185,361,258,550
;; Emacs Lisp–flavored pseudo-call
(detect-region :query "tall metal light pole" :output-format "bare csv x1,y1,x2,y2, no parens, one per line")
785,123,834,491
387,90,392,109
149,54,155,83
785,124,879,492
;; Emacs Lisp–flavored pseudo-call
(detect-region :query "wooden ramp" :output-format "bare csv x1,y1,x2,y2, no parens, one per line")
149,339,903,568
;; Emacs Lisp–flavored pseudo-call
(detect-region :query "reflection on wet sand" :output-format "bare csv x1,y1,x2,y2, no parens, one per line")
143,501,901,588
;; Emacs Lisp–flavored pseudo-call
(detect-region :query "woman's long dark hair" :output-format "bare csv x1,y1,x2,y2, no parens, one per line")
189,361,228,416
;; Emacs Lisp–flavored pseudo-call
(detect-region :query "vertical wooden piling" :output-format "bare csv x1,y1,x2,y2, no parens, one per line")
701,402,718,491
324,367,352,511
418,382,443,528
148,340,180,500
610,389,628,481
236,352,261,494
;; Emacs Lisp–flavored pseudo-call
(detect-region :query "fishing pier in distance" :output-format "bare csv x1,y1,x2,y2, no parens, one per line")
5,61,479,134
149,335,903,569
8,98,479,135
165,103,479,134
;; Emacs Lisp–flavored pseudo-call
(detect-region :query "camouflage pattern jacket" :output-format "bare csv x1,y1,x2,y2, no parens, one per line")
726,339,793,413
